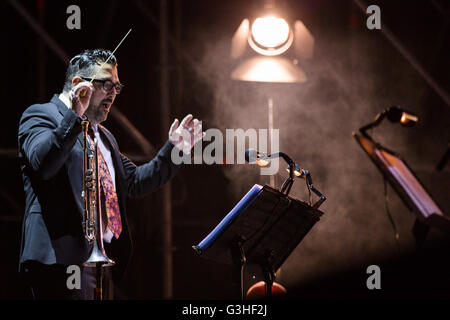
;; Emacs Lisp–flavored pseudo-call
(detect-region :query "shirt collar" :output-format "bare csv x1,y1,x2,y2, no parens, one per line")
58,93,71,109
91,123,99,133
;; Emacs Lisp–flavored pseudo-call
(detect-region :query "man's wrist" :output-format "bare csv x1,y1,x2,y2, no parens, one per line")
73,110,87,125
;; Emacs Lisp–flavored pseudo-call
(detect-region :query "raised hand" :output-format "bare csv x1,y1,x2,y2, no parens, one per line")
70,81,94,118
169,114,205,154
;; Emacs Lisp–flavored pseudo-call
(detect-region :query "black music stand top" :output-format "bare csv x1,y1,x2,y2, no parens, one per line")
193,184,323,275
353,132,450,232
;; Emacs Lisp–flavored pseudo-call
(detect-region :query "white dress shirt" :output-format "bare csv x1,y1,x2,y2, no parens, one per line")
59,94,115,243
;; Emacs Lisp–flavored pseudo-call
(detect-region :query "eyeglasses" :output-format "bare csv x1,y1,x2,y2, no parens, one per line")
81,77,124,94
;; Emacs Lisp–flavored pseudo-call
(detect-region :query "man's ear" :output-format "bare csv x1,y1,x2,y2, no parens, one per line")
71,76,82,88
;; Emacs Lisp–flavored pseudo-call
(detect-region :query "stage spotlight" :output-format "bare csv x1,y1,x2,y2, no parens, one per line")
232,2,315,189
231,6,314,83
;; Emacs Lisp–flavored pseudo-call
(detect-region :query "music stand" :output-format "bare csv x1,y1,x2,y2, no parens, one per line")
353,131,450,246
192,184,324,299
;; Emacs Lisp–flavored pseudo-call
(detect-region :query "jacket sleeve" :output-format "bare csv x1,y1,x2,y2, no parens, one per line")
121,140,183,198
18,104,82,180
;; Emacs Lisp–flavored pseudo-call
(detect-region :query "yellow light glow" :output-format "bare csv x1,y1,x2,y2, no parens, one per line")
231,56,307,83
257,159,270,167
286,167,302,177
400,113,407,124
400,112,419,125
251,17,290,48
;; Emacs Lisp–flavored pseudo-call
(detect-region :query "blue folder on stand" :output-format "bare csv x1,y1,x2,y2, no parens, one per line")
193,184,263,255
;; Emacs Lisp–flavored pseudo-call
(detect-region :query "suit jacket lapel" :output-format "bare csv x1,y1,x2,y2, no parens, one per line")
51,94,69,116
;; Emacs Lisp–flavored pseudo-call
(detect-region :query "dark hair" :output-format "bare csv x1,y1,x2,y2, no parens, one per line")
63,49,117,92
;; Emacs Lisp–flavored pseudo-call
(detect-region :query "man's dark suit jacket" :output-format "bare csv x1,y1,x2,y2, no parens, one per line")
18,94,181,277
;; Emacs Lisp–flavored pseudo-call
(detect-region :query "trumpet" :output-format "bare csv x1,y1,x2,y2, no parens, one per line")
81,120,115,299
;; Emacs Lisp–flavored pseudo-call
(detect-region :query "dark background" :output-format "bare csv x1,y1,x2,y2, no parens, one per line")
0,0,449,300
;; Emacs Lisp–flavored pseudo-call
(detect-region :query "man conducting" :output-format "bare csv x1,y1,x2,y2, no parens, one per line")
17,49,203,299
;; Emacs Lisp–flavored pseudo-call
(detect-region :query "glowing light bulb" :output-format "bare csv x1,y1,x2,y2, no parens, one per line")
251,17,290,48
400,112,419,125
256,159,270,167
